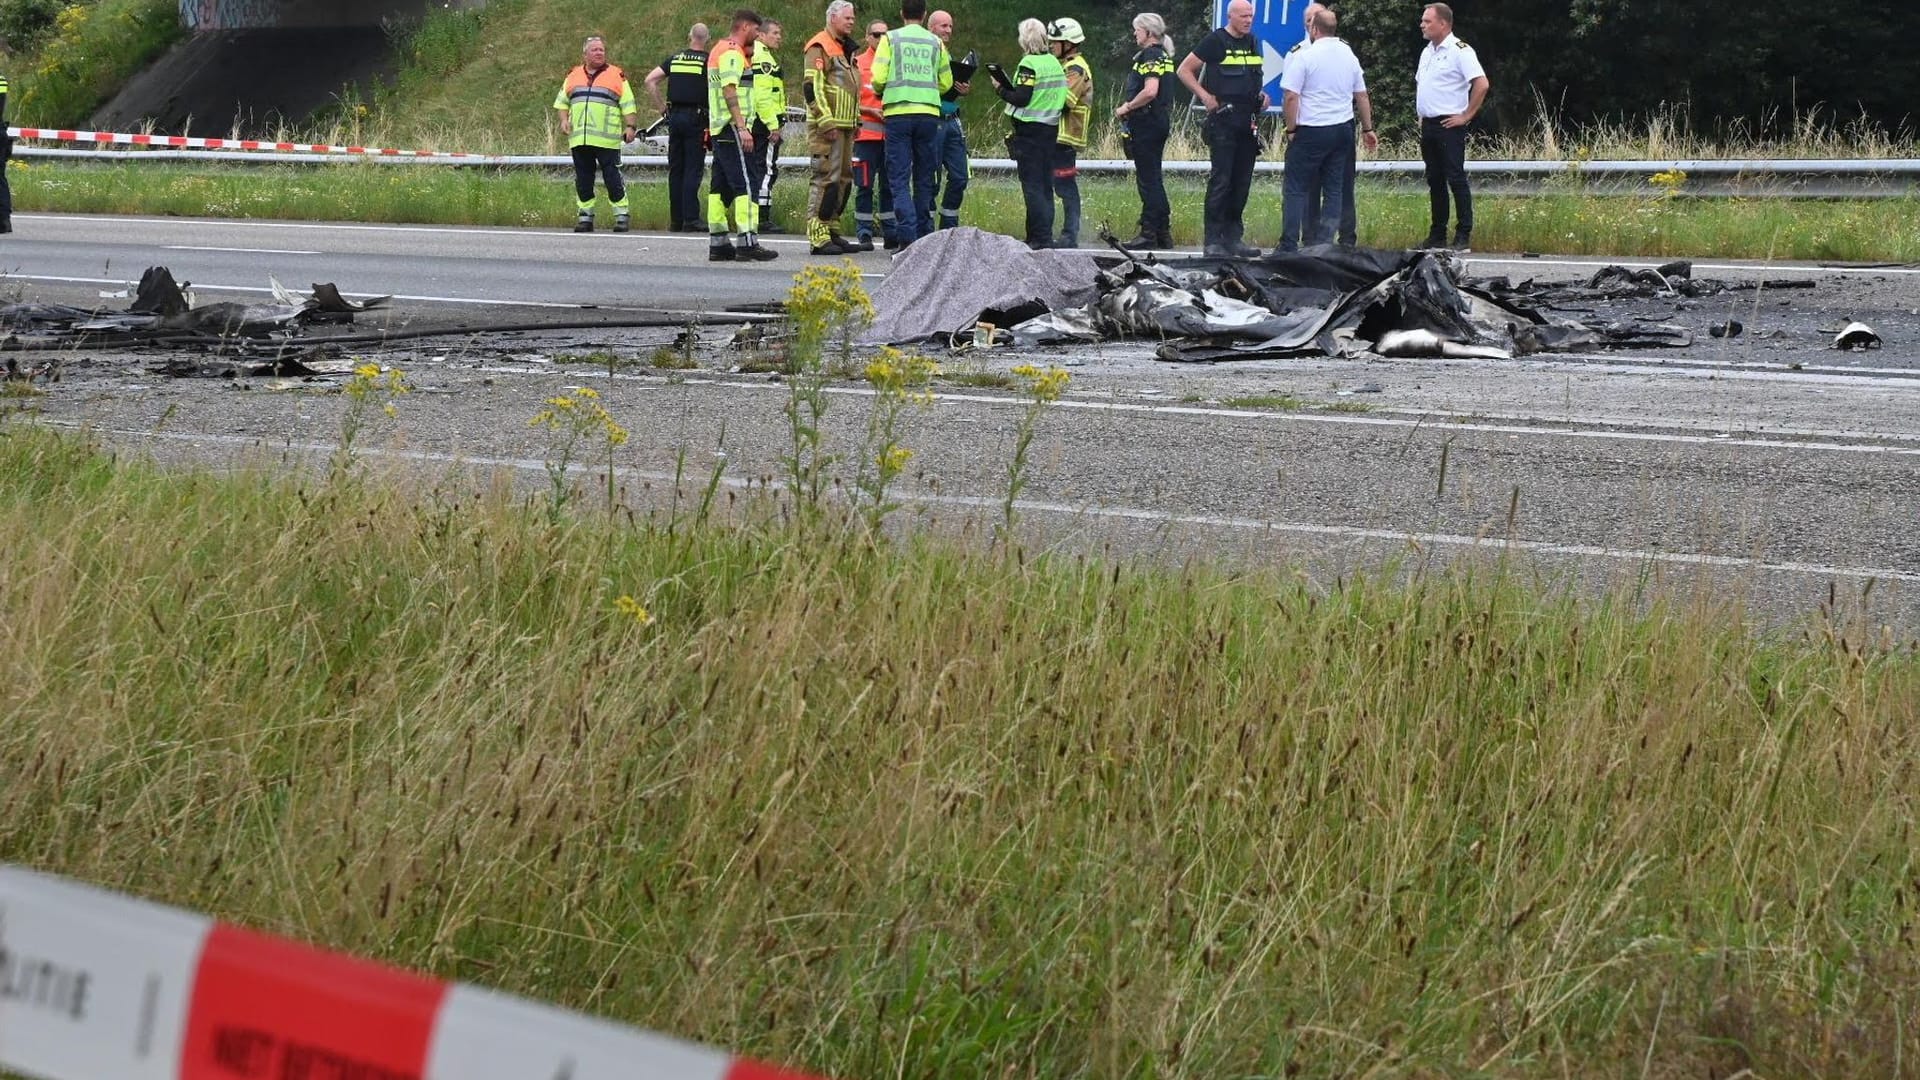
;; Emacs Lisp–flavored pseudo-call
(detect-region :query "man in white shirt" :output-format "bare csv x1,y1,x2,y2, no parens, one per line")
1415,3,1489,250
1275,7,1375,252
1282,2,1355,246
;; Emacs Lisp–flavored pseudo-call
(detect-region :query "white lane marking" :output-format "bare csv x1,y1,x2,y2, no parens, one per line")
163,245,321,255
1463,254,1920,276
18,215,1911,276
0,272,774,319
494,368,1920,456
64,424,1920,585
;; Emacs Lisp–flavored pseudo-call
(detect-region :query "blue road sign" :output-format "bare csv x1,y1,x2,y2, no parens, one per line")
1212,0,1308,110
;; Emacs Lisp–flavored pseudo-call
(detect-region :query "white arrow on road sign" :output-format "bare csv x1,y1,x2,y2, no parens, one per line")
1262,41,1286,86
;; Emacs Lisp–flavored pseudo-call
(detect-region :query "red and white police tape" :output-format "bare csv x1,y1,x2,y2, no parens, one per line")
0,865,827,1080
4,126,494,159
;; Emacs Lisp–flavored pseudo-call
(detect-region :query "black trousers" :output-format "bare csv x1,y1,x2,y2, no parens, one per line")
1420,117,1472,239
748,119,780,216
1125,114,1170,235
1008,128,1055,247
666,109,708,227
571,144,626,209
0,135,11,231
1201,106,1258,248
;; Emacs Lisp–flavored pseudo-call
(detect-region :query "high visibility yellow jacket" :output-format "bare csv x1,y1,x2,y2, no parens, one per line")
751,41,787,128
707,37,756,135
553,64,636,149
870,23,951,118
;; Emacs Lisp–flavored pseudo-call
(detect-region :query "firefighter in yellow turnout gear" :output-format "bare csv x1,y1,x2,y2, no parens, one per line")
749,20,789,232
802,1,861,254
553,36,639,233
707,10,777,261
1047,17,1093,249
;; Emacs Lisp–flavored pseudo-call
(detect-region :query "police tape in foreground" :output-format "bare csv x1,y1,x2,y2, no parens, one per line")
0,865,825,1080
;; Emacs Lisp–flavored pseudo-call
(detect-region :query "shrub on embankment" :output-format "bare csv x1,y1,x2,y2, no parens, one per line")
1,417,1916,1077
5,0,180,124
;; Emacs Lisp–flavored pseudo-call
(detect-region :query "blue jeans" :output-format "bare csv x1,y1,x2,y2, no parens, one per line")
1053,144,1080,247
883,114,939,244
1279,123,1351,250
930,113,969,228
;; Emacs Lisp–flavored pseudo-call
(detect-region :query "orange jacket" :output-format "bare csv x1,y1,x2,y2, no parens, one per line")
855,49,885,141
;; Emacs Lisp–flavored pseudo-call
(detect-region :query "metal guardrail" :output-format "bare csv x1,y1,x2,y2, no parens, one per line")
17,144,1920,180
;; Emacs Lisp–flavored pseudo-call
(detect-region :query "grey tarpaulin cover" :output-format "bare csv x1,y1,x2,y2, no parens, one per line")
861,227,1100,344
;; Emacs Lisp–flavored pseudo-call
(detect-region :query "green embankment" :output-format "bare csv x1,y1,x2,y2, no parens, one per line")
1,421,1916,1077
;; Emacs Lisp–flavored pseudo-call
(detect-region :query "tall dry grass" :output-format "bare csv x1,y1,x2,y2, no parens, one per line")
1,417,1916,1077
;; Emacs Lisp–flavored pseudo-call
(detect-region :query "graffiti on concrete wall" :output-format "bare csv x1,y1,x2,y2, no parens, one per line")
181,0,283,29
181,0,486,31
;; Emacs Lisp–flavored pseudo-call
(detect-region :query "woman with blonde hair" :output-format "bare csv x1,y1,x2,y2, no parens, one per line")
1115,13,1174,247
992,17,1067,248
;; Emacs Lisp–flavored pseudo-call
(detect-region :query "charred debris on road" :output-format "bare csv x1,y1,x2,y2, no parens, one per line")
0,236,1866,388
861,228,1828,362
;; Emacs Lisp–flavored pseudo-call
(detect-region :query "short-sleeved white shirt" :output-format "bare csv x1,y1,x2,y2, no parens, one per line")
1416,33,1486,118
1280,37,1365,127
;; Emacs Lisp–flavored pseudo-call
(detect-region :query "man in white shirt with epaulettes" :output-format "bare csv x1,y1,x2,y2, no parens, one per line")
1275,6,1375,252
1415,2,1489,251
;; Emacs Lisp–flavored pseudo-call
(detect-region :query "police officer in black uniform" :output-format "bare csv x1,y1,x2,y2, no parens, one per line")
0,65,13,234
1177,0,1267,257
646,23,713,232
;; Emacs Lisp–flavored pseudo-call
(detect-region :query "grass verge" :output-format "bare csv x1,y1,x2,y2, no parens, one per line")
12,160,1920,261
1,421,1916,1077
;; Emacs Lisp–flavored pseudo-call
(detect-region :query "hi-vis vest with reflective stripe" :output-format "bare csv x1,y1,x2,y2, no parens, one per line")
804,31,859,129
707,38,756,135
1004,53,1066,125
751,41,787,127
553,64,636,149
664,48,708,107
1058,53,1093,147
1200,28,1263,104
873,24,947,117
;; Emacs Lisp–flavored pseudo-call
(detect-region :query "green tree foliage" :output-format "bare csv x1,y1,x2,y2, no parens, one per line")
1151,0,1917,139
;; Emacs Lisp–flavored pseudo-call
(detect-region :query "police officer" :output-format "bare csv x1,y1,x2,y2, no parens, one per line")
870,0,951,248
851,20,895,249
1177,0,1267,257
707,9,778,261
645,24,712,232
993,18,1067,250
926,10,971,231
1284,3,1356,247
1047,17,1092,250
1276,7,1374,252
1116,14,1174,250
750,19,788,232
802,1,861,255
1416,2,1489,251
0,65,12,235
554,36,639,234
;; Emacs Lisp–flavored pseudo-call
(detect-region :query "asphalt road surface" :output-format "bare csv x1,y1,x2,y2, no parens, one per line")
6,212,1918,634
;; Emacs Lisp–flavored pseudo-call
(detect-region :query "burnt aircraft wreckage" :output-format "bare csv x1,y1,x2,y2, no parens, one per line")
861,228,1817,362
